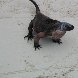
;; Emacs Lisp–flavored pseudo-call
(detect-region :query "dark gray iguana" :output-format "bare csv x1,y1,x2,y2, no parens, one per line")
24,0,74,50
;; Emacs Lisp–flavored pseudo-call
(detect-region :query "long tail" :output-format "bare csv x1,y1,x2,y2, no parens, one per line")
29,0,40,14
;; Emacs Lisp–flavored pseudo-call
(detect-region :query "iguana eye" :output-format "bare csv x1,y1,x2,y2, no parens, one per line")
65,24,68,27
45,19,53,24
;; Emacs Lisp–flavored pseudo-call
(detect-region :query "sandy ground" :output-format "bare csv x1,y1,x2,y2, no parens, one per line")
0,0,78,78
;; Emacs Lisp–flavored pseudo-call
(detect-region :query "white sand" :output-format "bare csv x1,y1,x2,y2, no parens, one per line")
0,0,78,78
